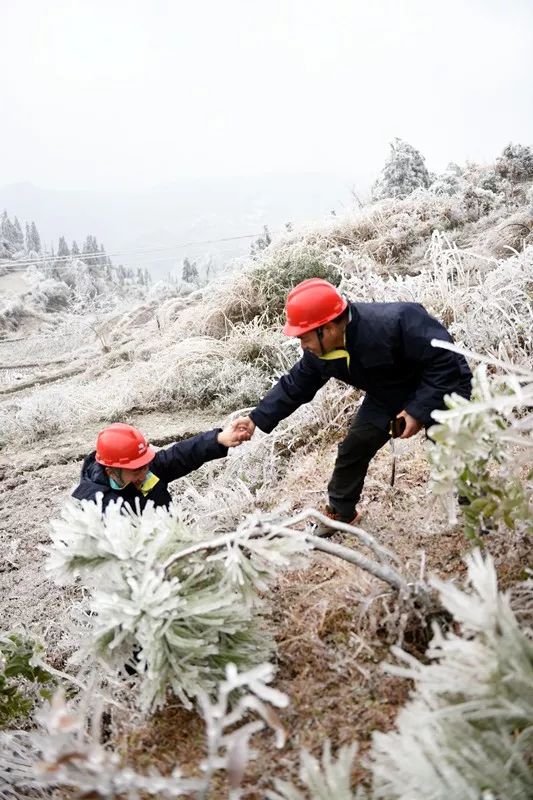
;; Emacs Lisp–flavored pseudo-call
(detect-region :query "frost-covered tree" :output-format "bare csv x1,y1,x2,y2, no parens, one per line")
44,497,407,712
71,239,80,256
13,216,24,249
30,221,41,253
99,243,107,267
250,225,273,256
373,138,431,200
496,142,533,182
182,256,199,283
24,221,31,251
0,211,15,244
57,236,70,258
82,234,99,265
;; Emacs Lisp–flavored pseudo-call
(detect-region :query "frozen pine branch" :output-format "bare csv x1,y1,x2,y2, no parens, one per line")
369,550,533,800
45,496,415,711
45,498,309,710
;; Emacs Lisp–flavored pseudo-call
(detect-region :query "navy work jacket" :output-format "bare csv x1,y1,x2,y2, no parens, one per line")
250,302,472,433
72,429,227,513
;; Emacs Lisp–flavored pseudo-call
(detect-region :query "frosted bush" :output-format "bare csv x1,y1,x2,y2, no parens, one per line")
369,551,533,800
340,234,533,365
429,346,533,538
0,297,30,333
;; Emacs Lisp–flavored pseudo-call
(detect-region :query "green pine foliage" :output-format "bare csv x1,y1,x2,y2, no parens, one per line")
0,634,54,727
429,351,533,539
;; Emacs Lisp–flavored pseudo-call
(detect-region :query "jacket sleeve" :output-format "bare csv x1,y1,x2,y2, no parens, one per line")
250,351,328,433
152,429,228,483
399,304,471,426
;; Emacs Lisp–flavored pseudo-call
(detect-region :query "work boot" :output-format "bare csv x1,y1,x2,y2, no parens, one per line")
312,504,362,538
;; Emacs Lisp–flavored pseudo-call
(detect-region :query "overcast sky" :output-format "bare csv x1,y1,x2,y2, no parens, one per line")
2,0,533,191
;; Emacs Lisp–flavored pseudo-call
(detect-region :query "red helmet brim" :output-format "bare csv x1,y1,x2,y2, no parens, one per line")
96,444,156,469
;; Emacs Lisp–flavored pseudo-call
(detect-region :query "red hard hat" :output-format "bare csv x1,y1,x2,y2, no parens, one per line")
283,278,348,337
95,423,156,469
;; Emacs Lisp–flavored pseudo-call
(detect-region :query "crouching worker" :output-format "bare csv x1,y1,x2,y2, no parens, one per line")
72,421,248,513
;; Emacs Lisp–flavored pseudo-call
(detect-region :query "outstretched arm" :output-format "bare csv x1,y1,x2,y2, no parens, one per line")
248,351,328,434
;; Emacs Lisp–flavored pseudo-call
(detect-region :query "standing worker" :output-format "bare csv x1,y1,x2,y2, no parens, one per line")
72,421,249,513
235,278,472,529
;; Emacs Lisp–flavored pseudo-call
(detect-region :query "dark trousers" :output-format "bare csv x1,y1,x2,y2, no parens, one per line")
327,413,390,518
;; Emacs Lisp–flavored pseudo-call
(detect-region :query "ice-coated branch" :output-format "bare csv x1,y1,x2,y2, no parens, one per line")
282,508,400,565
164,511,411,594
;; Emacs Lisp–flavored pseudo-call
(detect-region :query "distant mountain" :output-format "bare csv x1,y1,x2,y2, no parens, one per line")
0,173,369,279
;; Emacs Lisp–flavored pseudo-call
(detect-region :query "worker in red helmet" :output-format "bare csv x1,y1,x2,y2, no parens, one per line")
72,421,249,513
235,277,472,532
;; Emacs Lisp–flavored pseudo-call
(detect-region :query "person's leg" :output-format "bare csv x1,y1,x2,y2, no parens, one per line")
327,415,390,519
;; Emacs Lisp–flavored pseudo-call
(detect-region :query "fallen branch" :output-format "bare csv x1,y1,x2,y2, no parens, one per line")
164,513,412,594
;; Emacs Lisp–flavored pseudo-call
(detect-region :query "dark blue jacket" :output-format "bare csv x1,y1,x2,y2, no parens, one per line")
250,302,472,433
72,429,227,513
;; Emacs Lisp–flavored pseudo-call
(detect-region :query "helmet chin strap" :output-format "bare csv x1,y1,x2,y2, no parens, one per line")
108,467,126,488
316,326,326,355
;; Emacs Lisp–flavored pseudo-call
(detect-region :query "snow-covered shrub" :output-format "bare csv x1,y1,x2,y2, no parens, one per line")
0,633,54,726
340,233,533,365
28,277,71,312
461,185,499,221
429,345,533,539
0,383,104,447
369,550,533,800
124,325,294,414
45,499,310,711
429,162,464,197
0,296,30,334
249,247,341,323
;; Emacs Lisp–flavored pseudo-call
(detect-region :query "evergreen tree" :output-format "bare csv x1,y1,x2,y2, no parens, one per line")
25,222,31,251
30,221,41,253
496,142,533,182
1,211,12,243
83,235,98,265
13,217,24,249
250,225,272,256
373,138,431,200
182,256,199,283
57,236,70,258
71,240,80,256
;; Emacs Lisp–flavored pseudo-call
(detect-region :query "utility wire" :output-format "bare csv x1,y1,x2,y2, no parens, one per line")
0,230,267,272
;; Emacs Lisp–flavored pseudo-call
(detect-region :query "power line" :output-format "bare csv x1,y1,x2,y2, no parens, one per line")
0,231,266,273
